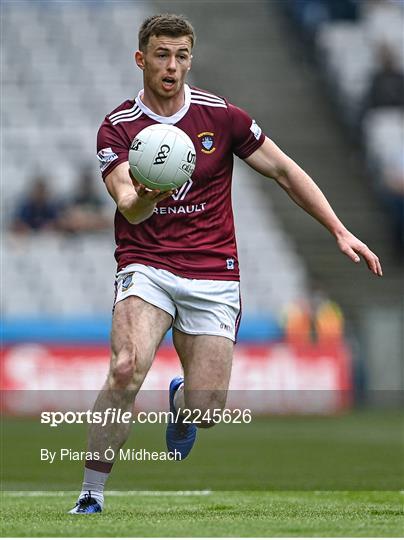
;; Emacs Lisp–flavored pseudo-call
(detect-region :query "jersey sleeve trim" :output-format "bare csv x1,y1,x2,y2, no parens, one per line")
97,116,131,181
236,123,265,159
227,103,266,159
99,153,129,181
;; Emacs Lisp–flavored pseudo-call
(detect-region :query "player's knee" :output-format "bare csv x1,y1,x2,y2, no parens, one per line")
196,406,222,429
187,391,227,429
110,360,135,389
197,416,216,429
109,349,138,390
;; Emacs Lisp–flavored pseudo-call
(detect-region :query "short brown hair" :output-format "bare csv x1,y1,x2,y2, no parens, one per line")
138,14,195,51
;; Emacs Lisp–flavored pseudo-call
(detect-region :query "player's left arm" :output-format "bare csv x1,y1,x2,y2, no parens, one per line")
244,137,382,276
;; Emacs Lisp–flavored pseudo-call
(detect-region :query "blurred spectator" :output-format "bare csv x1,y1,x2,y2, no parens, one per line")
60,166,111,233
380,152,404,256
284,292,346,344
315,300,344,343
362,0,404,51
11,176,63,234
285,0,359,37
363,44,404,112
283,299,312,344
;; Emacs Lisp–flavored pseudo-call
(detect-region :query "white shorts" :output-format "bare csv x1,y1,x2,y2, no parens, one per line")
114,264,241,342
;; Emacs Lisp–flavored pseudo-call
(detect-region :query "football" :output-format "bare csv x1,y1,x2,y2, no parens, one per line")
128,124,196,192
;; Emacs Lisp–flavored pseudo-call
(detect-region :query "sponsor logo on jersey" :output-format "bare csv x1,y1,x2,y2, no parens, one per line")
226,258,235,270
250,120,262,140
97,147,118,172
121,273,134,292
171,179,193,201
154,202,207,215
198,132,216,154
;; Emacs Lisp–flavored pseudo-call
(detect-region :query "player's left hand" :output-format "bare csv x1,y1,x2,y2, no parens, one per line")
335,230,382,276
129,169,174,203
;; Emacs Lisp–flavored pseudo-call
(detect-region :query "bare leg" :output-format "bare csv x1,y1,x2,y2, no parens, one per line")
172,331,233,428
88,296,172,463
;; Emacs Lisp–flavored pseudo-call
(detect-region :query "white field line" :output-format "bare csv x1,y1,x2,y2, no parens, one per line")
3,490,212,497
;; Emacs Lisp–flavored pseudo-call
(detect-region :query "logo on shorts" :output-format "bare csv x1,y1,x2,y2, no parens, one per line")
226,258,235,270
198,132,216,154
220,322,232,332
121,273,134,292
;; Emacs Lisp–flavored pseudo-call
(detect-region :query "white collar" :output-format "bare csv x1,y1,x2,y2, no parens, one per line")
135,84,191,124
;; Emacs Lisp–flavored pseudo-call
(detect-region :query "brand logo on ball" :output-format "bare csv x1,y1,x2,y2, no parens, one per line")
130,138,142,151
181,150,196,175
153,144,170,165
198,132,216,154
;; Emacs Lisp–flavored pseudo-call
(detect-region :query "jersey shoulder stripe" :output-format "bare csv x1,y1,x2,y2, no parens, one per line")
190,88,226,104
190,98,227,109
111,108,143,125
110,106,141,123
109,103,140,122
191,93,227,105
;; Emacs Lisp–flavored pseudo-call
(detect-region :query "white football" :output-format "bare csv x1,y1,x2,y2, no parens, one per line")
128,124,196,192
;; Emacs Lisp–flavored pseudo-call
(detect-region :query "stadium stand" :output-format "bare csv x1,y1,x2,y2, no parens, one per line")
317,6,404,120
278,1,403,258
2,1,308,322
289,0,404,256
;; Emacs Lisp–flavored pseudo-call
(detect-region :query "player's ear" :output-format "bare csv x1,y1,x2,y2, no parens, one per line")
188,55,192,72
135,50,145,70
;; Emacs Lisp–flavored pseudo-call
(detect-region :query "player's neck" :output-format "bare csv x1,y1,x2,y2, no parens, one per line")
141,87,185,117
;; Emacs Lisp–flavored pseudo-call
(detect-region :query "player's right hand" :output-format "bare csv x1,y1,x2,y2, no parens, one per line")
129,169,174,203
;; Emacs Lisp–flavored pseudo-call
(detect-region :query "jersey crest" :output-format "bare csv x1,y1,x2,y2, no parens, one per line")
198,131,216,154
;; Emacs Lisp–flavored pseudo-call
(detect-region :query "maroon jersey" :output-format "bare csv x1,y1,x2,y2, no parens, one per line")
97,84,265,280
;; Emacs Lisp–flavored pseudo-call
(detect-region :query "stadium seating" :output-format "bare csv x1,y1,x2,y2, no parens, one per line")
363,108,404,169
284,0,404,250
2,1,308,319
316,22,375,116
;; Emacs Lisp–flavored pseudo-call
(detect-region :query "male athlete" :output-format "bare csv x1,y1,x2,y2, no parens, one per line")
69,14,382,513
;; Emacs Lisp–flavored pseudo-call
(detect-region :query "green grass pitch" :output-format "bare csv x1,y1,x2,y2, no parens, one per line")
1,411,403,536
1,490,403,537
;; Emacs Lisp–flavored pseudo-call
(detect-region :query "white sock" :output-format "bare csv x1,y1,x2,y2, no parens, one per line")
80,467,109,508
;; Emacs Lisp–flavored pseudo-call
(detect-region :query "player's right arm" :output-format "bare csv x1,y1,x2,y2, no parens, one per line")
104,162,173,225
98,114,173,225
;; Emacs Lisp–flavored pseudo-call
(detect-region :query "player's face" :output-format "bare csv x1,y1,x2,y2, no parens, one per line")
136,35,192,100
